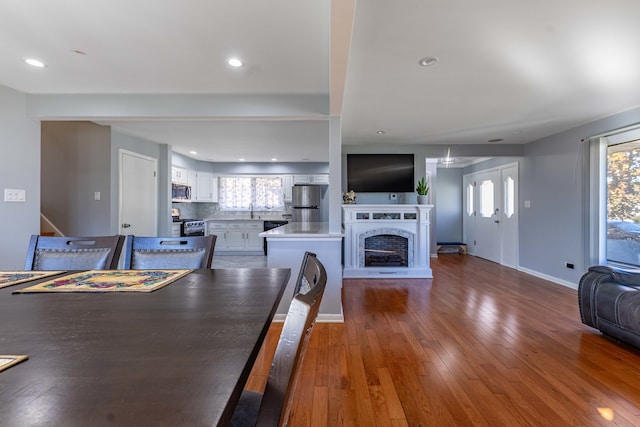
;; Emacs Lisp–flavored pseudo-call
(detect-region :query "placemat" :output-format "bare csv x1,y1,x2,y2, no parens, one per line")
0,355,28,373
13,270,192,293
0,271,65,289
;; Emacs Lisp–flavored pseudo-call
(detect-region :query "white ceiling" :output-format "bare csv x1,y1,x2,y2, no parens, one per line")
2,0,640,162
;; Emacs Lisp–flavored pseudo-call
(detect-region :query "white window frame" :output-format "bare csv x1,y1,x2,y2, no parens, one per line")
218,175,285,211
588,126,640,267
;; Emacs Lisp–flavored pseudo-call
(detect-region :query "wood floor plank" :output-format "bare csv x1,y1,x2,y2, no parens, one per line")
247,254,640,426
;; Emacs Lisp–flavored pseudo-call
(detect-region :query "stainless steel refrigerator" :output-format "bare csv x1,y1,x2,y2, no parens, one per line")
291,185,321,222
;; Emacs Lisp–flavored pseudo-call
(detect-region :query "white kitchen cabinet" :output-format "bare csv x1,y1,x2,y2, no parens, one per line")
171,166,188,184
194,172,215,202
207,220,264,253
226,222,246,250
211,175,218,202
283,175,293,202
244,222,264,251
207,222,228,252
293,174,329,185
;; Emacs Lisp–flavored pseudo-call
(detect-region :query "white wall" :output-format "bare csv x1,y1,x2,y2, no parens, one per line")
0,85,40,269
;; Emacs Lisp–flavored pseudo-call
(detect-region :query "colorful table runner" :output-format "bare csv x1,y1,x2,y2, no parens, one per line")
14,270,192,293
0,355,28,373
0,271,65,289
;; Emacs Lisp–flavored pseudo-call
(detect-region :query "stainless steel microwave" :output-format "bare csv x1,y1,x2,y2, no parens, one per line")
171,183,191,202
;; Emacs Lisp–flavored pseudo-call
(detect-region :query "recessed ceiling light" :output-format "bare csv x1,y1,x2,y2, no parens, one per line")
189,151,198,155
488,138,504,143
271,158,277,162
227,57,244,68
418,56,439,67
239,158,246,162
24,58,46,68
376,130,386,135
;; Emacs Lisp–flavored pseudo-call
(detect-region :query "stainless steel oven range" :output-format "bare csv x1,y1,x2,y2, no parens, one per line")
181,219,205,237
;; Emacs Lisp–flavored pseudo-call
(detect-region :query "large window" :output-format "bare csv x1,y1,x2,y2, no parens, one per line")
218,176,284,211
606,140,640,266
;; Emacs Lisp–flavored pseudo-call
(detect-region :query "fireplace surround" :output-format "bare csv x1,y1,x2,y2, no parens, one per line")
343,204,433,278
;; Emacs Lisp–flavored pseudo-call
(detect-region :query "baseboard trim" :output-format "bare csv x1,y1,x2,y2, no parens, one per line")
517,266,578,290
273,313,344,323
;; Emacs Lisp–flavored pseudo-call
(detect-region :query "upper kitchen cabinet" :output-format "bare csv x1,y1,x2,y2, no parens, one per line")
293,174,329,185
172,166,217,202
171,166,188,185
189,169,216,202
283,175,293,202
195,172,216,202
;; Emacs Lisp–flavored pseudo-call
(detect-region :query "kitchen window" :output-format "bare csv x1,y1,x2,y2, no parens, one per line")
218,176,284,211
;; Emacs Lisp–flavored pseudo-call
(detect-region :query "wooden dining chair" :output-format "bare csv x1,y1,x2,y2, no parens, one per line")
229,251,327,427
122,235,216,269
24,235,125,271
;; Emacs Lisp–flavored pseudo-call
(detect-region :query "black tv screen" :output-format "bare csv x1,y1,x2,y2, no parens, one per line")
347,154,415,193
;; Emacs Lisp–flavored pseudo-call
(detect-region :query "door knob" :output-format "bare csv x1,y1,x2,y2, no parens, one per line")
122,223,131,228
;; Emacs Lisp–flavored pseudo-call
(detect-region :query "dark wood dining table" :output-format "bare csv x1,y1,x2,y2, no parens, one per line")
0,268,290,427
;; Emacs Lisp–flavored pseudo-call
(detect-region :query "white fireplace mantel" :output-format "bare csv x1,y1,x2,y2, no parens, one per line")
342,204,433,278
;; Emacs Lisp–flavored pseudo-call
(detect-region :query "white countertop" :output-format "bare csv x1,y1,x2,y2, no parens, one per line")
206,216,290,221
259,222,343,238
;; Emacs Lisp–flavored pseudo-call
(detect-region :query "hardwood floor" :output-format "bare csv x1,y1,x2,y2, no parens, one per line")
247,254,640,426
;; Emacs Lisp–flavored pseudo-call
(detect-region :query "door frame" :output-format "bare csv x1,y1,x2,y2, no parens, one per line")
463,161,519,267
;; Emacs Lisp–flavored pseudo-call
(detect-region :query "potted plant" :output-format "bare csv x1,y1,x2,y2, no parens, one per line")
416,177,429,204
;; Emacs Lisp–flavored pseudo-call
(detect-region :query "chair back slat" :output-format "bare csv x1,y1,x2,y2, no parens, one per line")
122,235,216,269
256,252,327,427
24,235,125,271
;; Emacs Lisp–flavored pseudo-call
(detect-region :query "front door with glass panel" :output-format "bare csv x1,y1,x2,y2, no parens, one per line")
475,169,501,263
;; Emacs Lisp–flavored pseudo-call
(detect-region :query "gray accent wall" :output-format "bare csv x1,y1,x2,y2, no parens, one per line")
520,106,640,284
0,84,40,269
41,121,111,236
436,167,463,243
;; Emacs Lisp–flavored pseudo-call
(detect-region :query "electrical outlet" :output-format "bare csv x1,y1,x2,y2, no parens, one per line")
4,188,26,202
389,193,397,200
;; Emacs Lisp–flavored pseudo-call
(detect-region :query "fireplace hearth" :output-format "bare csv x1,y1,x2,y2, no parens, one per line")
343,205,433,278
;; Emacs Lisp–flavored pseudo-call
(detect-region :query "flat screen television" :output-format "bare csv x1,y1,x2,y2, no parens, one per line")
347,154,415,193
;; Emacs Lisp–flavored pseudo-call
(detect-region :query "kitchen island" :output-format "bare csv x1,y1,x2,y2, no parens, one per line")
260,222,344,322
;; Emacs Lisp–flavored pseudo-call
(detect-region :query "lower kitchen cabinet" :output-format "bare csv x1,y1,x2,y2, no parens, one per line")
207,220,263,253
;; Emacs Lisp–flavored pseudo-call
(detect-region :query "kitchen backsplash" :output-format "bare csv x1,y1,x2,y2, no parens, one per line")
172,202,290,219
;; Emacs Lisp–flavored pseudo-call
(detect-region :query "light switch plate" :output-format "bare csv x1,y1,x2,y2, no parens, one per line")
4,188,26,202
524,200,531,208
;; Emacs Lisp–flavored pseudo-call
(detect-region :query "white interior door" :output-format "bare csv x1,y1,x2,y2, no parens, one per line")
475,169,501,263
500,163,518,268
119,150,157,237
